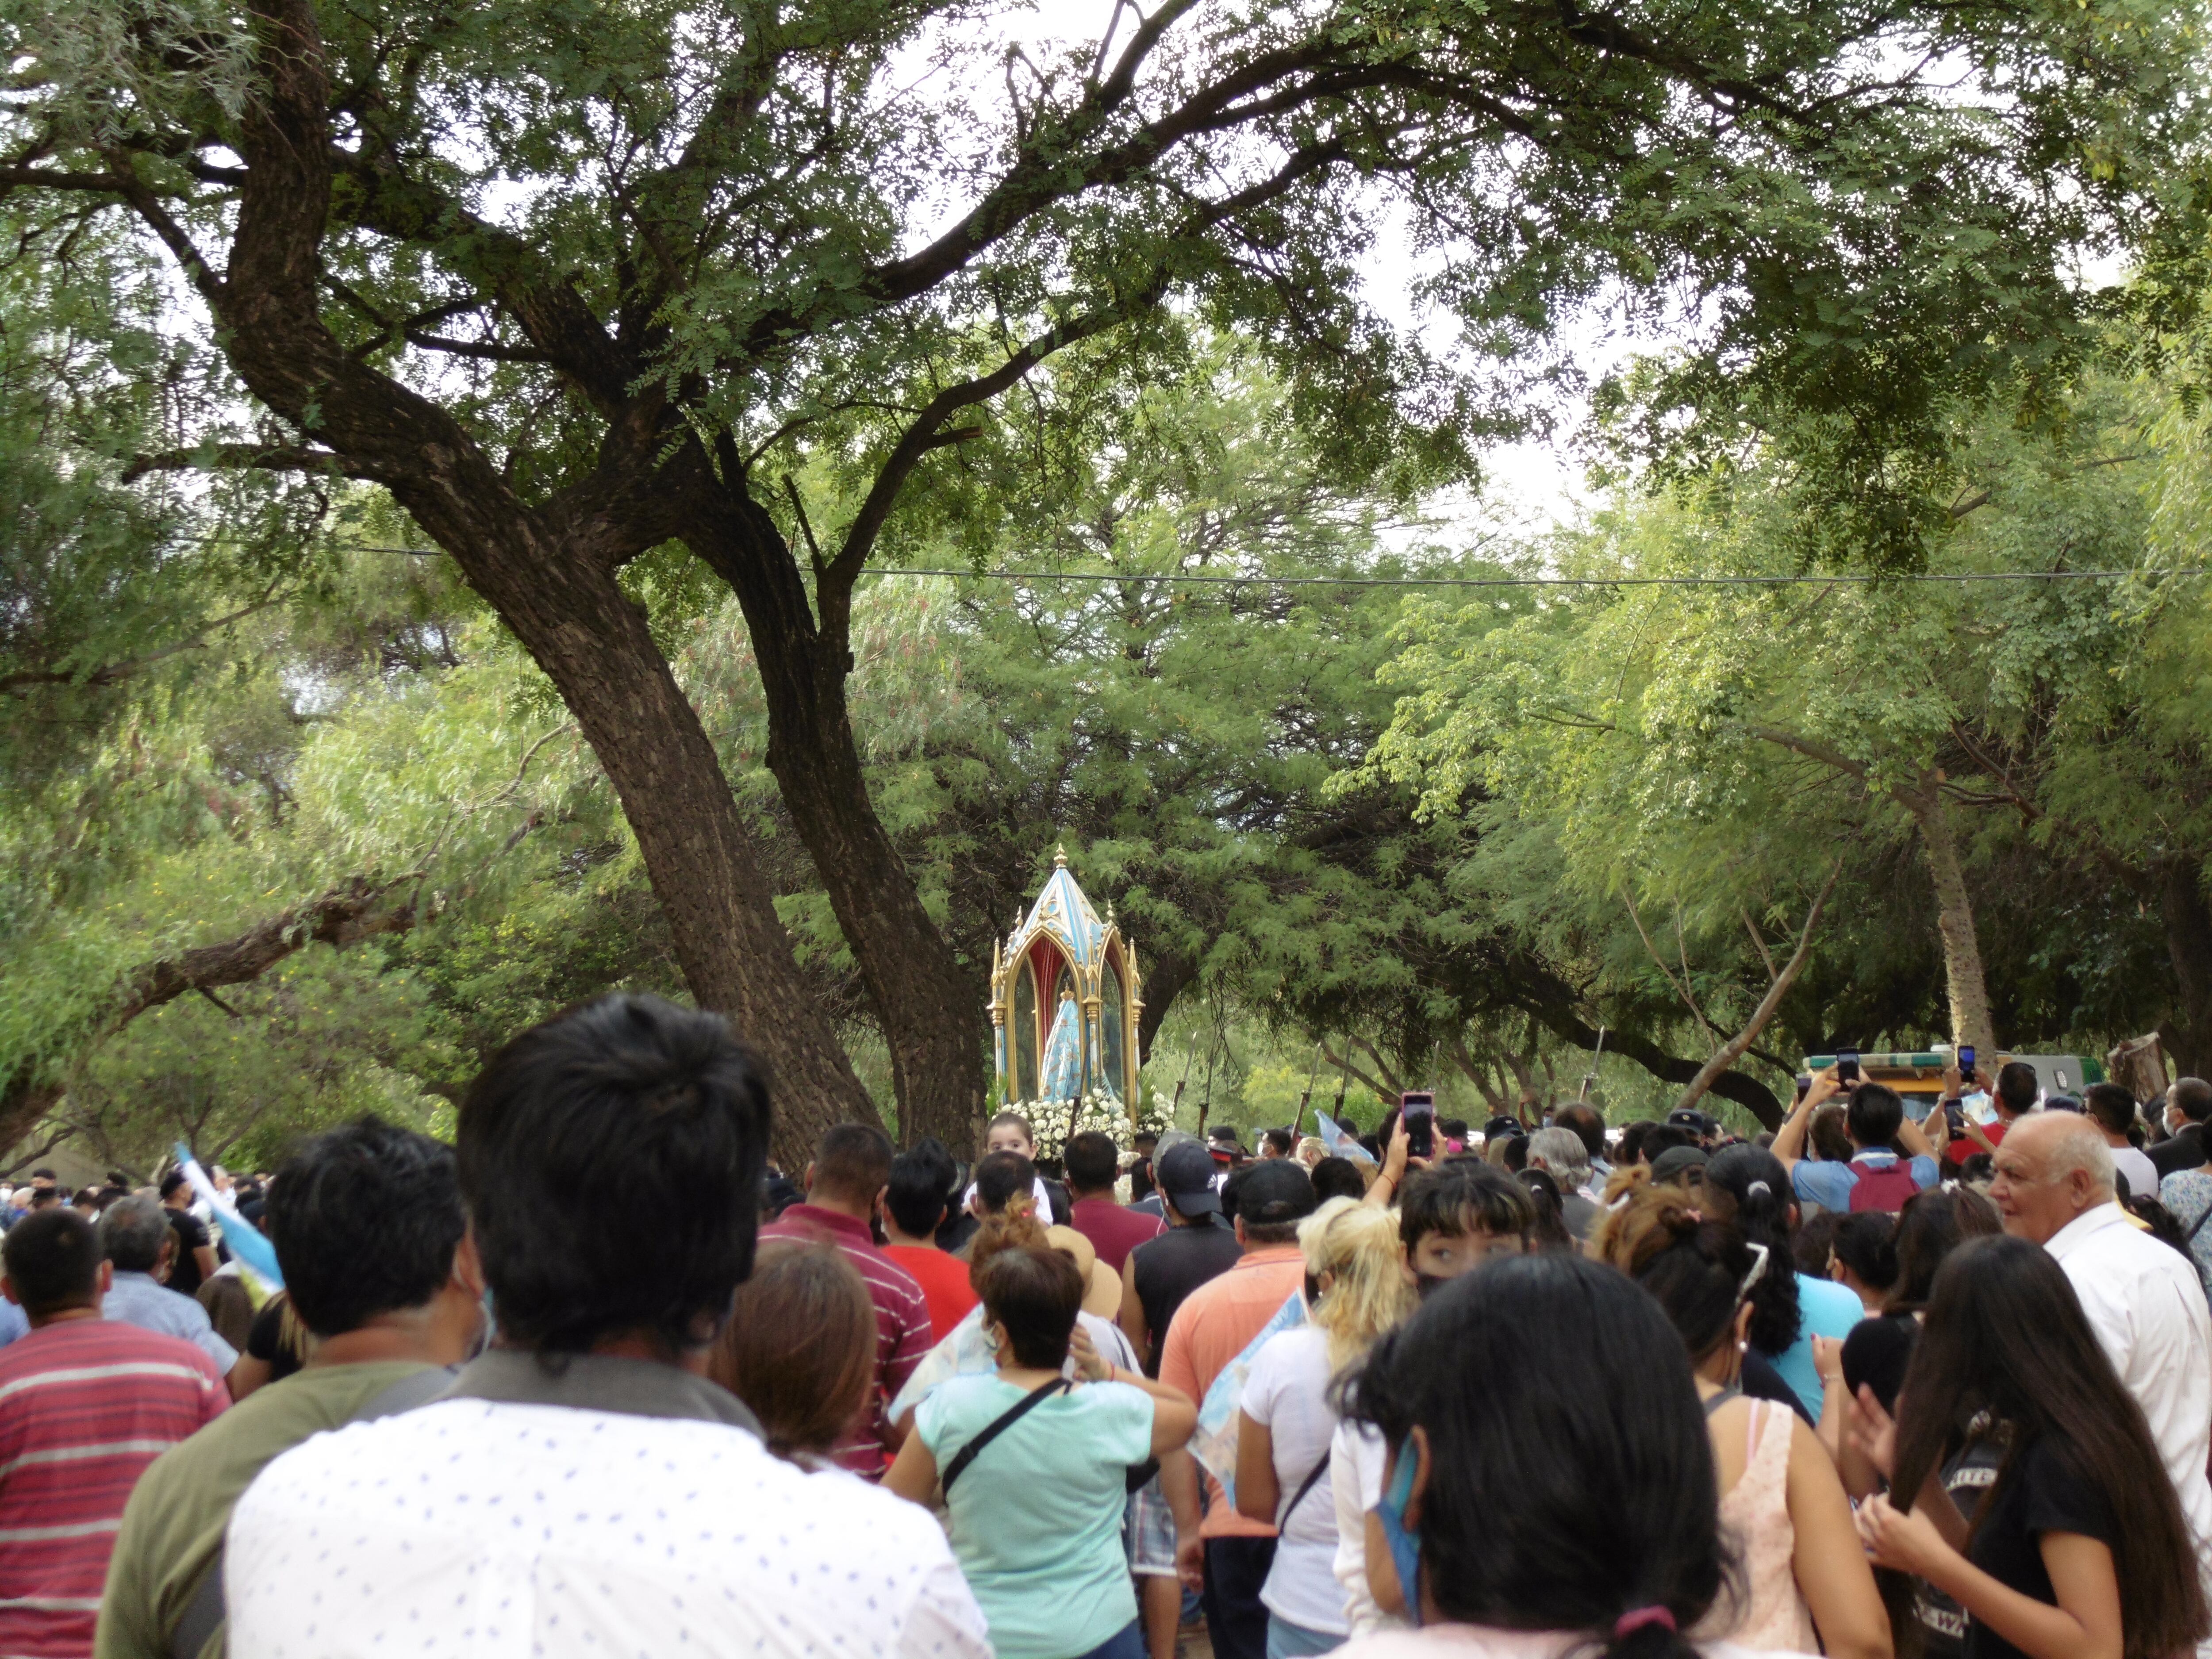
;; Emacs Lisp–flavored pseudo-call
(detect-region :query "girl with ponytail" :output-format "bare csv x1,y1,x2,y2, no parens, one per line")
1601,1187,1889,1659
1336,1253,1790,1659
1702,1146,1862,1423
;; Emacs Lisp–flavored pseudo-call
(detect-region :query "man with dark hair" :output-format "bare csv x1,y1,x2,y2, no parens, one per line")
2152,1075,2212,1179
224,996,987,1659
96,1194,240,1379
1064,1128,1164,1273
2085,1082,2161,1200
759,1118,932,1478
1551,1102,1609,1175
157,1171,217,1298
1632,1122,1695,1164
1258,1127,1294,1160
1128,1128,1161,1204
97,1118,482,1659
0,1210,227,1659
880,1138,977,1342
1157,1160,1317,1659
1773,1072,1942,1213
1120,1143,1242,1376
1941,1057,2039,1168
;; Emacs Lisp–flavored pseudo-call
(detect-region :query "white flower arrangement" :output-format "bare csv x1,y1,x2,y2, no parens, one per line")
1026,1086,1170,1162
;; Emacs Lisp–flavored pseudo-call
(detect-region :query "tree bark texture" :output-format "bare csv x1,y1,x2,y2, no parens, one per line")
2158,855,2212,1077
683,503,986,1152
200,0,875,1167
1906,786,1996,1057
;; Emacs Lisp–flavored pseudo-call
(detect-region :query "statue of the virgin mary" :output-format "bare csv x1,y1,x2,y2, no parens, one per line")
1039,987,1083,1103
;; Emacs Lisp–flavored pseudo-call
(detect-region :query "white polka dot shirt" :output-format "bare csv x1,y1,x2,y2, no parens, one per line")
223,1398,993,1659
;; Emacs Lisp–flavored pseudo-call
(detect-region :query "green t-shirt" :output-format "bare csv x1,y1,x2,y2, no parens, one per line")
95,1361,434,1659
914,1373,1152,1659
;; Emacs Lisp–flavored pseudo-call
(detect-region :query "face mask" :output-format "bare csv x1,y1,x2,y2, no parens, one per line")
469,1286,497,1360
1377,1442,1424,1627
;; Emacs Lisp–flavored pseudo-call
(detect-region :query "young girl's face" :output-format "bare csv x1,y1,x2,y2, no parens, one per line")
987,1123,1035,1158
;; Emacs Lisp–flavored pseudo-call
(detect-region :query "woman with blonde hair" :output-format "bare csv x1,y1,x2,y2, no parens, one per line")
1235,1196,1418,1656
1601,1185,1889,1659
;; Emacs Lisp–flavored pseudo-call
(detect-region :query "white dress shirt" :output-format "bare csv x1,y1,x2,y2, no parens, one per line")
2046,1202,2212,1601
225,1397,992,1659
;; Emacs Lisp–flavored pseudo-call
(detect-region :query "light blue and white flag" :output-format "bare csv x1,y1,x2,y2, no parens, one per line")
173,1142,283,1290
1189,1290,1306,1504
1313,1108,1377,1166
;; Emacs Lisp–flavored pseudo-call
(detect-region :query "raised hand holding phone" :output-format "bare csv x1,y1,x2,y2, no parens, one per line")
1400,1091,1435,1160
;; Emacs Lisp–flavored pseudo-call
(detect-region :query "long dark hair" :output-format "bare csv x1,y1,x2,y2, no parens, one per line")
1700,1146,1801,1357
1344,1254,1732,1659
1893,1237,2208,1659
1886,1186,1999,1312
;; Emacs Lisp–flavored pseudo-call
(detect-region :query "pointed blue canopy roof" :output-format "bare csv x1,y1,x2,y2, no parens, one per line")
1019,847,1106,967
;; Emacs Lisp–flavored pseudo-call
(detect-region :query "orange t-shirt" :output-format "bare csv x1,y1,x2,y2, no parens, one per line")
882,1243,980,1342
1157,1246,1306,1539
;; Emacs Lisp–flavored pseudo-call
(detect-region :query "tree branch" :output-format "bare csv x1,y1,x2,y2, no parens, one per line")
120,444,356,483
1672,860,1840,1116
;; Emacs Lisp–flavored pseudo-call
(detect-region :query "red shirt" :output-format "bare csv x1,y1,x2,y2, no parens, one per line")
758,1204,931,1478
1944,1116,2009,1165
882,1243,979,1342
0,1317,227,1658
1068,1194,1166,1274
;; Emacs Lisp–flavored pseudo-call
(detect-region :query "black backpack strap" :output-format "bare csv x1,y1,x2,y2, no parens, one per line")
168,1366,459,1659
1277,1449,1333,1528
941,1378,1068,1496
1701,1382,1742,1418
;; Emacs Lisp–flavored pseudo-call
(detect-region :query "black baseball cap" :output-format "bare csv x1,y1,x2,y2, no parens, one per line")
1236,1160,1318,1228
1157,1142,1221,1216
1667,1108,1715,1135
1481,1116,1524,1142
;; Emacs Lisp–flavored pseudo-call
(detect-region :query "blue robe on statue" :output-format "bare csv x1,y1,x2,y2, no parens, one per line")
1041,991,1083,1102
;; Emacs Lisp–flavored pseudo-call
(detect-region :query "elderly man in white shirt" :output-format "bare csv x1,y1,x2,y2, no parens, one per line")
225,994,990,1659
1993,1110,2212,1645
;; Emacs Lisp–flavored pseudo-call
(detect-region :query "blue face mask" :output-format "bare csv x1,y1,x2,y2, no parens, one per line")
1377,1442,1424,1628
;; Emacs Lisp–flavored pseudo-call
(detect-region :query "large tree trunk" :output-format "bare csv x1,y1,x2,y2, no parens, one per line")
1905,785,1996,1056
2159,854,2212,1077
684,499,986,1151
205,0,874,1169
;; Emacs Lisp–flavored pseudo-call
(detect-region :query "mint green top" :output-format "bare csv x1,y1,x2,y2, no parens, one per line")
914,1372,1152,1659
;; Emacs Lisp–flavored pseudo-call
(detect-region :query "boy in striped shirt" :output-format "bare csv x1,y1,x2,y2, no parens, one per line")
0,1208,227,1659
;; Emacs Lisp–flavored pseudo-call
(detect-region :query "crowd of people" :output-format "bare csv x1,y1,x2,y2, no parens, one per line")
1,1002,2209,1659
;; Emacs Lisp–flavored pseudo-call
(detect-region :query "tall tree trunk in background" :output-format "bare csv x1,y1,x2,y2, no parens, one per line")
1137,952,1197,1062
685,496,986,1153
202,0,876,1171
1903,783,1996,1057
2159,854,2212,1077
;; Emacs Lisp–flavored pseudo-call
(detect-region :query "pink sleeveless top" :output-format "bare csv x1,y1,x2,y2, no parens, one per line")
1711,1399,1819,1652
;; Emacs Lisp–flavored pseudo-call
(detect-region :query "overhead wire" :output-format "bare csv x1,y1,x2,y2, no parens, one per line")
250,540,2197,588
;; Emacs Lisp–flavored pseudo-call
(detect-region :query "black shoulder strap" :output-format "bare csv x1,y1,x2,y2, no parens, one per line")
169,1366,458,1659
941,1378,1069,1496
2186,1196,2212,1243
1278,1449,1332,1528
1701,1382,1742,1418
